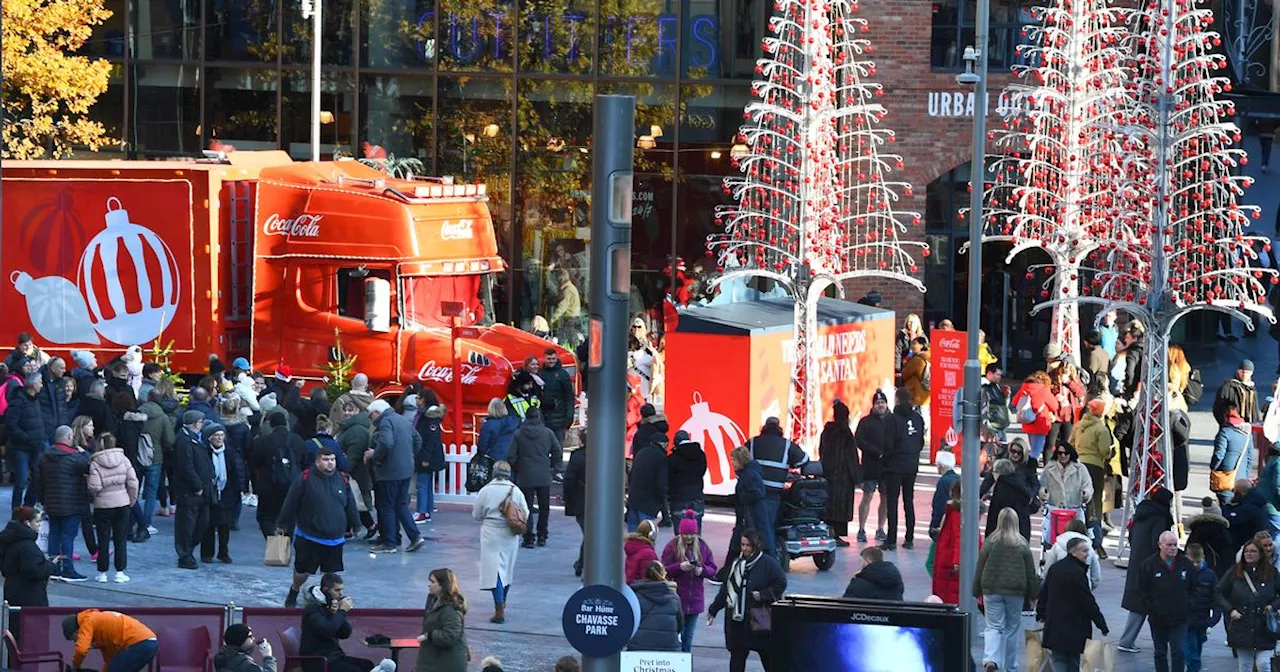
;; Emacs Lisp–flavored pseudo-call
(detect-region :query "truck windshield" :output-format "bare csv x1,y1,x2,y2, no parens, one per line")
401,275,494,329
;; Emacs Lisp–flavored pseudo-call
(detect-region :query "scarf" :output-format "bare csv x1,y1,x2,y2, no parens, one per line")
726,551,761,622
211,446,228,494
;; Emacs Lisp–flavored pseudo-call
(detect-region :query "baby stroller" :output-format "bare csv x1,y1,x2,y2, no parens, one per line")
778,462,837,572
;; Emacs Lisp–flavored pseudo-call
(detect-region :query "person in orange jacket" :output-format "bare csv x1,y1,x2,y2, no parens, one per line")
625,372,644,456
62,609,158,671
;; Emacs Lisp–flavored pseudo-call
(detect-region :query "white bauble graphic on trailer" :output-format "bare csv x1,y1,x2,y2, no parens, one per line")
77,198,181,346
678,391,747,496
9,270,101,344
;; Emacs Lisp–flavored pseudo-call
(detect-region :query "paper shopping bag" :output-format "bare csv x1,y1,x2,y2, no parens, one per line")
1024,629,1050,672
265,535,292,567
1081,638,1116,672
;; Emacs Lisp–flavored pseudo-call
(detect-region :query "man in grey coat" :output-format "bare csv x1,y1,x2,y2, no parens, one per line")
508,407,562,548
365,400,425,554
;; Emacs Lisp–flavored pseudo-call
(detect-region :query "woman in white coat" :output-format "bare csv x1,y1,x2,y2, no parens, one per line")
472,461,529,625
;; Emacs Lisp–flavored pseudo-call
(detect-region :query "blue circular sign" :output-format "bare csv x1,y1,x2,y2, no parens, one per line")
562,584,640,658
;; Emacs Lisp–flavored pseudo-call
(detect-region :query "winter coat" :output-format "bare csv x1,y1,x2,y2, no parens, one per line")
34,444,90,517
304,433,350,474
931,470,960,532
1186,512,1235,578
1037,555,1107,655
661,537,718,614
138,401,175,466
854,412,899,481
1226,489,1272,556
1212,417,1254,489
733,460,772,543
300,592,354,661
0,520,56,606
842,561,905,601
819,420,859,523
87,448,139,509
294,396,331,441
37,373,71,443
933,502,964,603
336,413,373,508
625,536,660,584
564,448,586,518
1039,460,1093,509
887,404,925,474
186,399,221,426
708,552,787,654
1215,378,1261,425
77,393,117,437
1070,414,1112,469
276,467,360,541
980,457,1040,500
627,580,683,652
173,427,214,506
114,410,148,473
1188,560,1220,631
1121,498,1175,613
1216,565,1280,650
507,417,561,489
1011,381,1059,436
476,414,519,463
4,390,45,453
974,541,1039,599
986,475,1034,541
1260,455,1280,517
213,645,278,672
413,405,446,474
631,417,669,462
414,598,468,672
540,362,576,431
1041,530,1102,590
250,427,306,522
371,410,416,482
208,444,245,526
233,373,261,414
472,477,529,589
667,439,706,506
901,350,931,406
1135,552,1195,627
628,442,669,517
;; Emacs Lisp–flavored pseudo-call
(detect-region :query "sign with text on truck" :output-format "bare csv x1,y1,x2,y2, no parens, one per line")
1,153,575,434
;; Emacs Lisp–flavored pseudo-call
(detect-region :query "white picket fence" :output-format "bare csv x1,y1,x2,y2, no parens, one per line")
434,443,479,504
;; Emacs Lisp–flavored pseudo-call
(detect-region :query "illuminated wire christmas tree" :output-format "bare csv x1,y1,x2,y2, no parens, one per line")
710,0,927,449
982,0,1132,358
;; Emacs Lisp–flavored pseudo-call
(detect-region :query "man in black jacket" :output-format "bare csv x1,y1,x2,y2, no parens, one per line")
37,358,69,445
627,432,669,532
173,410,213,570
883,388,924,550
540,348,576,447
1213,359,1261,426
5,373,46,512
300,573,379,672
668,430,707,533
251,415,307,540
35,425,90,581
1225,479,1271,557
854,391,895,544
1134,531,1194,672
564,437,587,577
842,547,904,601
630,405,668,459
508,407,562,548
1037,537,1108,671
277,447,361,608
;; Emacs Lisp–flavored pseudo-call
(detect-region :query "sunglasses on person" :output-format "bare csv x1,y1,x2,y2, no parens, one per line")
1054,451,1069,458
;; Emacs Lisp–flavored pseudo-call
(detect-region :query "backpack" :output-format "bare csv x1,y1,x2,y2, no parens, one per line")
1016,392,1037,424
269,440,300,489
137,432,155,468
1184,369,1204,406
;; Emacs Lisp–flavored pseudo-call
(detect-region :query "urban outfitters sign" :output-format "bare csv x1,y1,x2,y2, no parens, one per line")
926,90,1023,117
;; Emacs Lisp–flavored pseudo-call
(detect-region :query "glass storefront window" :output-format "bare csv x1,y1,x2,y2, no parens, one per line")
679,0,760,79
134,0,201,59
81,0,127,58
361,0,435,68
931,0,1031,70
204,67,279,149
599,0,676,77
130,64,200,156
282,0,357,66
518,0,595,74
360,75,434,163
72,65,126,158
206,0,278,61
437,0,515,71
281,71,356,159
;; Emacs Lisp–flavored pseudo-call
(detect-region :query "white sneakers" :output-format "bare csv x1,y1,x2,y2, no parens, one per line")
95,573,108,583
371,659,396,672
146,526,159,535
95,572,130,583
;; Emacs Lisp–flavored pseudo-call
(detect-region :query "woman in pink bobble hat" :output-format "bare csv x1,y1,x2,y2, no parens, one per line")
661,509,718,652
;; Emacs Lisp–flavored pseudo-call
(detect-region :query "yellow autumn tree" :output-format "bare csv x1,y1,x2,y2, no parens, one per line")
1,0,113,158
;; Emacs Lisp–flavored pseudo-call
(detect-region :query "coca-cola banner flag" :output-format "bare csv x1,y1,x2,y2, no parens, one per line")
928,329,968,461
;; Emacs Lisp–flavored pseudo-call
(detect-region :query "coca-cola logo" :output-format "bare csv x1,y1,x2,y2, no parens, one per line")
440,219,473,241
937,337,962,350
417,360,484,384
263,213,323,237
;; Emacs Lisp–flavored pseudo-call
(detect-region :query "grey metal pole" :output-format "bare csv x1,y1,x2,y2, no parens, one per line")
583,94,635,672
311,0,322,161
958,0,990,619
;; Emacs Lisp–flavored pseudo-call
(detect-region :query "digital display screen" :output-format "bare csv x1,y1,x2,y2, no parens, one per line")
786,620,948,671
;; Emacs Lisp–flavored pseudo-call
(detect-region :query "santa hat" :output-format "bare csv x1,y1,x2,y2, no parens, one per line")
275,364,292,382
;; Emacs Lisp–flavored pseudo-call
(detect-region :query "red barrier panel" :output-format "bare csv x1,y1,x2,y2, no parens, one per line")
13,606,225,671
242,607,424,666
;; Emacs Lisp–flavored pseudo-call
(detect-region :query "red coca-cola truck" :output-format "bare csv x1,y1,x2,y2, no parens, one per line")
1,152,574,437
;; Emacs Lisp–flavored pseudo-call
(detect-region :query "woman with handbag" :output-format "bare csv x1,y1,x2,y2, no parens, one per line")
707,528,786,672
472,461,529,625
415,568,469,672
1215,538,1280,671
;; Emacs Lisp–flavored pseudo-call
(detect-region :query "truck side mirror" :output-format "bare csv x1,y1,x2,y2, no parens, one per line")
364,277,391,332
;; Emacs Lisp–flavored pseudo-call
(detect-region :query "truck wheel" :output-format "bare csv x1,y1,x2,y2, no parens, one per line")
813,551,835,571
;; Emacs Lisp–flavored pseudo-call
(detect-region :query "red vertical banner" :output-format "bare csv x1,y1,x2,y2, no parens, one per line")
928,329,968,461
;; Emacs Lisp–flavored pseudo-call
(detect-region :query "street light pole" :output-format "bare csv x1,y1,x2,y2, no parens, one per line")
302,0,322,161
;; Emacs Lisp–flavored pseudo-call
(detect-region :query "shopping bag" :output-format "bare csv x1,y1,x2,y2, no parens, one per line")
350,479,368,513
1024,629,1052,672
35,510,49,555
264,535,292,567
1081,639,1115,672
924,539,936,576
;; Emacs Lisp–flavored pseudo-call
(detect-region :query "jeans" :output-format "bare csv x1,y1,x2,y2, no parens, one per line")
1150,621,1188,672
1027,434,1047,461
374,478,420,547
574,514,585,573
135,463,161,530
416,472,434,515
1085,463,1106,550
982,594,1023,672
1119,610,1146,648
174,500,210,563
626,506,657,532
1237,648,1271,672
1049,650,1081,672
881,471,917,545
488,575,509,607
668,499,705,533
93,506,130,572
48,514,80,575
1185,628,1207,672
522,485,550,543
758,496,781,559
8,449,38,512
680,612,698,653
106,638,158,672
